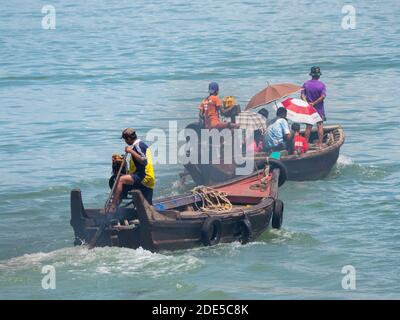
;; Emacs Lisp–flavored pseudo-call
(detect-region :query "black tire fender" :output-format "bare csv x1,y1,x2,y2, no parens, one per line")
201,217,222,246
238,217,253,245
272,199,284,229
268,159,288,187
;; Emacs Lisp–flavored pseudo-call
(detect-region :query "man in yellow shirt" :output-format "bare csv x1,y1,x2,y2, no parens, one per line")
108,128,155,213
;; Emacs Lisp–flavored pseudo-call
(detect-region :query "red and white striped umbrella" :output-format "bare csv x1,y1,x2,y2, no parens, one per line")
279,98,322,125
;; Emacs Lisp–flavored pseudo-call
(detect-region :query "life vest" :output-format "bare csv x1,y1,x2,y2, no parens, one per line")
128,141,155,190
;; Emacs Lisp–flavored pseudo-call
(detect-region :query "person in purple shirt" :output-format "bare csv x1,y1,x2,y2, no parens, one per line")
301,66,327,145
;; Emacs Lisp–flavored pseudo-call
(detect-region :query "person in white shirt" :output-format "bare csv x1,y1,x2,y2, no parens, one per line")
264,107,291,152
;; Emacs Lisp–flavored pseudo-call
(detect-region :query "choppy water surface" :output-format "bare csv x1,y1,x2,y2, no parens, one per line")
0,0,399,299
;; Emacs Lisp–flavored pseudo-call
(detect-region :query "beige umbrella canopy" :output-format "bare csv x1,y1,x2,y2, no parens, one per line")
245,83,302,110
235,111,268,134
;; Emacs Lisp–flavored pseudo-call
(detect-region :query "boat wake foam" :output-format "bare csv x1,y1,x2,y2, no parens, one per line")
256,228,318,245
337,154,354,166
332,155,388,180
0,246,203,278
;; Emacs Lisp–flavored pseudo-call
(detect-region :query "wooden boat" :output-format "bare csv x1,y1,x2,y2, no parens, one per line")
183,123,345,185
70,164,286,252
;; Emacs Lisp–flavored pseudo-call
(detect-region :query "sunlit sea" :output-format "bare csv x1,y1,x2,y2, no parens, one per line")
0,0,399,299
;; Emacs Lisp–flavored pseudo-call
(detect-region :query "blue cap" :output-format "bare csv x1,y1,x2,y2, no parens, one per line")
208,82,219,94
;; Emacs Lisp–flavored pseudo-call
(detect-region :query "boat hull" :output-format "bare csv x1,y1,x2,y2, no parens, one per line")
184,124,345,184
70,168,283,251
273,147,340,181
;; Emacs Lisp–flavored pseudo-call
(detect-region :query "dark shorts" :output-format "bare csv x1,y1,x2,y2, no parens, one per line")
130,173,144,184
307,118,325,126
108,175,153,205
314,105,326,119
125,181,153,205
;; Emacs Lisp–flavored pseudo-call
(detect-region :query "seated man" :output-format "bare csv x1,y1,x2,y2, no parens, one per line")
290,123,309,155
264,107,291,152
107,128,155,213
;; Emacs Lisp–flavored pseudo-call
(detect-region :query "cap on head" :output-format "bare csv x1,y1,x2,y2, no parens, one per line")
121,128,136,139
310,66,322,77
208,82,219,95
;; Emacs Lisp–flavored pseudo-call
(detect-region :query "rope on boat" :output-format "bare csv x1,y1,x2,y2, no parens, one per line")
191,186,233,213
252,158,270,191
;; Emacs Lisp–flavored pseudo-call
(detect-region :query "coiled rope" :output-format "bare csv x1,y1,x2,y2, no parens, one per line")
191,186,233,213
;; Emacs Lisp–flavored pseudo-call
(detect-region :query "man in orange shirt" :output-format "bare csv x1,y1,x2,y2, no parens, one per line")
199,82,237,130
